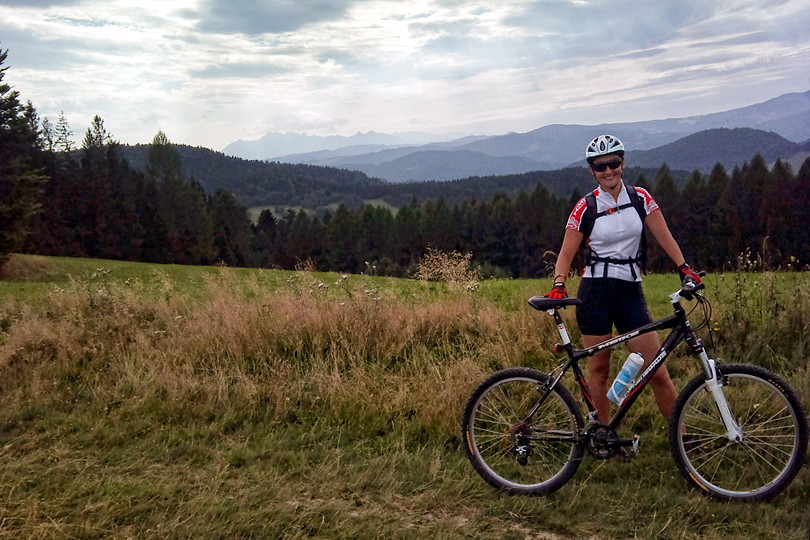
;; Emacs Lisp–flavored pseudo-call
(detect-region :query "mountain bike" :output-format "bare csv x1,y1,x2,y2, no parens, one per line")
461,278,808,501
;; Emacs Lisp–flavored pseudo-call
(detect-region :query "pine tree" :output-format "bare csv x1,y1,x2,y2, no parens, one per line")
648,164,680,271
484,192,516,276
760,159,793,266
253,209,280,268
54,111,74,154
392,199,423,270
40,116,54,152
0,48,47,267
26,112,81,257
724,154,769,263
787,158,810,266
677,170,712,268
147,132,215,265
209,188,255,267
74,115,116,257
324,204,359,272
705,163,730,268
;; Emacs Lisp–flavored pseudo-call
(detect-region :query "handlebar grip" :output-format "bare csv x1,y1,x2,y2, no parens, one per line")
679,277,705,298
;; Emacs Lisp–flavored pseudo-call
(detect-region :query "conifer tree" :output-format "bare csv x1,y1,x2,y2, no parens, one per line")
760,159,794,266
253,209,280,268
648,164,680,271
724,154,769,262
787,158,810,266
74,115,117,257
54,112,75,154
209,188,255,267
0,48,47,268
704,163,730,268
147,131,215,265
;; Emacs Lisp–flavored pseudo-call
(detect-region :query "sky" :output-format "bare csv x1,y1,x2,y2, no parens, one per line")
1,0,809,151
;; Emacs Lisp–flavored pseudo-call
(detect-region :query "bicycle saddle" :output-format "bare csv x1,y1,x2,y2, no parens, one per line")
528,296,583,311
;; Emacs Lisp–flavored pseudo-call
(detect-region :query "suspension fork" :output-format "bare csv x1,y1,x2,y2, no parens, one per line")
698,350,743,442
683,319,743,442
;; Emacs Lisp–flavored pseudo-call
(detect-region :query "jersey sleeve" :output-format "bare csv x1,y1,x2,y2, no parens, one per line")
635,187,660,215
566,196,589,231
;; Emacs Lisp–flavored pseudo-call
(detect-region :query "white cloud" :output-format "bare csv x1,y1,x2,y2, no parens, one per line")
195,0,359,35
0,0,808,149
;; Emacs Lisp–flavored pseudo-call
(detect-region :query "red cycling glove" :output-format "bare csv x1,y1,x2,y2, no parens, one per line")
544,282,567,299
678,263,702,284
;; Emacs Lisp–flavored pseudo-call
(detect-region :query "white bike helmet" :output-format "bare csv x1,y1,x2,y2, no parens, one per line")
585,135,625,163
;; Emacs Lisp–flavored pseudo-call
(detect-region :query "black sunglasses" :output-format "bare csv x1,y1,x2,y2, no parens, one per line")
591,158,623,172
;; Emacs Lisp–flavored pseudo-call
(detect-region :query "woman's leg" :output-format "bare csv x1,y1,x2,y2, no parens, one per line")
581,333,613,424
628,332,677,420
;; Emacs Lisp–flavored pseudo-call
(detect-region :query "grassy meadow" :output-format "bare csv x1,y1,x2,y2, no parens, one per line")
0,254,808,539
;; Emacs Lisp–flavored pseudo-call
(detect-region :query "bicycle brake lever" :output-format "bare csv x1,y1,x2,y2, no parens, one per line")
679,276,705,300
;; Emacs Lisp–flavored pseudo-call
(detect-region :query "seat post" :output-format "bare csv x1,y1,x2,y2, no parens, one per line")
549,309,572,346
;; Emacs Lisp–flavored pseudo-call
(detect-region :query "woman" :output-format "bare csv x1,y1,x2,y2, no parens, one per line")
545,134,701,425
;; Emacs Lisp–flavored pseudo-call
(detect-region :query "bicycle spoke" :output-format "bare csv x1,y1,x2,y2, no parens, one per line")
672,366,807,500
463,369,584,494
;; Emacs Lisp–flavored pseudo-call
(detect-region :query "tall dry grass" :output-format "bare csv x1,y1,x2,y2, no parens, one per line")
3,262,807,439
1,258,808,539
0,267,562,443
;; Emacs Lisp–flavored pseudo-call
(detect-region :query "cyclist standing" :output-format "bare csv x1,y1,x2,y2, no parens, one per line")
545,135,701,425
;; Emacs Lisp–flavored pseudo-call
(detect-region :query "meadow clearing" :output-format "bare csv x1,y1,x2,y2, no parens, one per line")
0,254,808,539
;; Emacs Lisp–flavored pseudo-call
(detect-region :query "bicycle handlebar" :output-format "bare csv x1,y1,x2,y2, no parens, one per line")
530,272,708,311
677,272,706,300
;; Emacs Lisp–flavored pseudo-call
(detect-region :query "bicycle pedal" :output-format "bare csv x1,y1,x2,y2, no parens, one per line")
632,434,641,455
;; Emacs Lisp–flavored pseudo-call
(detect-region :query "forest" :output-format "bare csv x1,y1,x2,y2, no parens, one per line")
3,48,810,278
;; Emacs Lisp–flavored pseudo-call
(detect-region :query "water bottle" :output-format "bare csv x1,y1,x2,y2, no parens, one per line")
607,353,645,404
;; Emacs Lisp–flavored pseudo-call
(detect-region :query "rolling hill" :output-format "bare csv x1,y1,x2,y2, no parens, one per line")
227,90,810,182
341,149,544,183
119,126,808,214
627,128,810,172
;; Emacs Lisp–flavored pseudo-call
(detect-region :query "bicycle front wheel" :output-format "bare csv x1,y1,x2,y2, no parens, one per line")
670,363,808,501
461,367,585,495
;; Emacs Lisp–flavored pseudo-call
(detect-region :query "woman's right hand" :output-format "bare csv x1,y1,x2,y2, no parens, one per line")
544,282,567,299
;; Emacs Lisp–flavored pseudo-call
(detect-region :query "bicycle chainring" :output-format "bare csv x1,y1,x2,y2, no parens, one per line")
585,424,619,460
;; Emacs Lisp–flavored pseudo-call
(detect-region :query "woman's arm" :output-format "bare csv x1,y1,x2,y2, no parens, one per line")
644,209,686,267
552,228,584,283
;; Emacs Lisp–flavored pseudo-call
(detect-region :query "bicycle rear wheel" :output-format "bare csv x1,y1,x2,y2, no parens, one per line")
461,367,585,495
670,363,808,501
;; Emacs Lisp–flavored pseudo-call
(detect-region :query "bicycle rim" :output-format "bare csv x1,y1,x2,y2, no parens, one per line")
673,366,807,500
463,369,583,494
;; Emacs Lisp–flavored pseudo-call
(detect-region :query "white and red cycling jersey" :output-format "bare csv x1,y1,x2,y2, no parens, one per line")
566,182,660,282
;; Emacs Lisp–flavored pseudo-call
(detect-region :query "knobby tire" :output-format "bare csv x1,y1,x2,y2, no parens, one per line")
461,367,585,495
669,363,808,501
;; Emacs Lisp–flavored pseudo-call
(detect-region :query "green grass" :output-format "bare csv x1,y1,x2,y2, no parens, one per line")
0,254,808,539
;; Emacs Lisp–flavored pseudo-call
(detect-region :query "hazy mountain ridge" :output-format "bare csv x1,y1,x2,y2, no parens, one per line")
627,128,810,172
118,126,803,215
340,150,544,183
225,90,810,181
223,131,448,161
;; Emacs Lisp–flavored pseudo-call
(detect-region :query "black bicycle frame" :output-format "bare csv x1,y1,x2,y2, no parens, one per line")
546,299,705,430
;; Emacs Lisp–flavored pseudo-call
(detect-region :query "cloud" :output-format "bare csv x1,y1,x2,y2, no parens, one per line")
1,0,808,150
0,0,81,6
619,48,667,60
196,0,359,35
190,61,290,79
501,0,714,60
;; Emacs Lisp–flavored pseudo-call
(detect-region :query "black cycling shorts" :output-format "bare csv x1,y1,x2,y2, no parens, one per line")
575,278,653,336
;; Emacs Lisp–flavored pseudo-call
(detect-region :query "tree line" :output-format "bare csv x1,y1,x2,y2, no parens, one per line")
239,156,810,278
2,48,809,278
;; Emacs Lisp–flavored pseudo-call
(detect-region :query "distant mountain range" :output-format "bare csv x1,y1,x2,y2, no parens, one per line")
119,129,809,218
628,128,810,172
222,90,810,181
222,131,452,161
